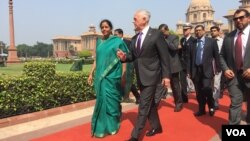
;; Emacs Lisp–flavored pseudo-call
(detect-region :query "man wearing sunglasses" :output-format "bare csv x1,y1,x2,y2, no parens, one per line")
220,8,250,125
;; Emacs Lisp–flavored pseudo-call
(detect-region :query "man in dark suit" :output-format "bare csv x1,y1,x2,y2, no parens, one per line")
179,23,196,103
158,24,183,112
187,24,220,117
220,9,250,125
117,9,171,141
114,28,140,104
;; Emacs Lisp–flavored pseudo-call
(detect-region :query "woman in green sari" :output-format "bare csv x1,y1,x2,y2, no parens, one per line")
87,19,128,138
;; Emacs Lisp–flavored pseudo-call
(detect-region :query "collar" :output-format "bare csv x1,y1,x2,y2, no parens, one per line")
198,36,205,42
141,25,150,35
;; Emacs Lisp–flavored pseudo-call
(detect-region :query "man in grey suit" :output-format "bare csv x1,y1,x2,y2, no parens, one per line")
117,9,171,141
220,9,250,125
187,24,220,117
158,23,184,112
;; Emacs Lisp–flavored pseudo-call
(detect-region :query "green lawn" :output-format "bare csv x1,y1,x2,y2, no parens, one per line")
0,63,92,77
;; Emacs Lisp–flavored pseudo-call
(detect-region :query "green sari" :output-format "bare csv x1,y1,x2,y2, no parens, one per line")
91,36,128,137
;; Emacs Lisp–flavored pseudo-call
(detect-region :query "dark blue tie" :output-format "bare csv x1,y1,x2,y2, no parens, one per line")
195,39,203,65
136,32,143,54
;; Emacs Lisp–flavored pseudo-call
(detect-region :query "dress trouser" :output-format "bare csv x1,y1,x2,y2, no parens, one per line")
228,70,250,124
180,69,188,100
131,84,161,138
171,72,183,108
193,66,214,112
130,84,140,100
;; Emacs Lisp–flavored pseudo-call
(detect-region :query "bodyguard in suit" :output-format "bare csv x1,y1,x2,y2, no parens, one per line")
220,9,250,125
158,24,184,112
187,25,220,117
117,9,171,141
179,23,196,102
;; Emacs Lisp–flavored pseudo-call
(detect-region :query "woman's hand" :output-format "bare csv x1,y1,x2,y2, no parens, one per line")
88,74,93,86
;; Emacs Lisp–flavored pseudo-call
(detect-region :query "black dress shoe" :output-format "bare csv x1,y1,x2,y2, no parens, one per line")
174,106,183,112
135,98,140,104
194,111,206,116
128,137,138,141
209,108,215,116
146,128,163,136
183,99,188,103
214,106,219,110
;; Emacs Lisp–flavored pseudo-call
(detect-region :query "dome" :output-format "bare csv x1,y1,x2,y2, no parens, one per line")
190,0,211,7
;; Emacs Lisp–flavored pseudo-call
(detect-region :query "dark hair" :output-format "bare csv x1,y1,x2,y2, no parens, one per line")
210,26,220,31
99,19,113,30
234,8,250,17
158,24,169,31
114,28,123,35
195,24,205,30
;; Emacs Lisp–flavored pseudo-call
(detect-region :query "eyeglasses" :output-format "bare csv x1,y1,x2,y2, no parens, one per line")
233,15,247,21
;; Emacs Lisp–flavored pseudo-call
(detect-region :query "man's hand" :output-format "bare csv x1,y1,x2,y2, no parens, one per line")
242,68,250,79
224,69,235,79
162,78,170,88
117,49,126,61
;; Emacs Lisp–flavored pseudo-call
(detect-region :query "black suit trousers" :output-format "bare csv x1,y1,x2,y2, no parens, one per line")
170,72,183,108
193,66,214,112
131,84,161,138
180,69,188,98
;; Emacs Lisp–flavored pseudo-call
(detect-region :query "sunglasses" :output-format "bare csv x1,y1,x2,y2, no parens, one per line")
233,15,247,21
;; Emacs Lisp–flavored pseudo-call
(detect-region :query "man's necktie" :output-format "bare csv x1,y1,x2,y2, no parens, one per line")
235,31,243,70
195,39,203,65
136,32,143,54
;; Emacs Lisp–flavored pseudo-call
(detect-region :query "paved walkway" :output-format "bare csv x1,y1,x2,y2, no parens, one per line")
0,92,247,141
0,102,138,141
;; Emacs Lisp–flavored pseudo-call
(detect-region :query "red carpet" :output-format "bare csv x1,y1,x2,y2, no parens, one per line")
32,93,247,141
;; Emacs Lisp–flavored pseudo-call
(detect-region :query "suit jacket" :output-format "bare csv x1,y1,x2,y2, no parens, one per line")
187,36,220,79
165,34,182,73
123,39,131,50
179,36,196,70
220,29,250,87
126,27,171,86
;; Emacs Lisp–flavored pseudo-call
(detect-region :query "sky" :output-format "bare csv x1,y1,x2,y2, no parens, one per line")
0,0,239,46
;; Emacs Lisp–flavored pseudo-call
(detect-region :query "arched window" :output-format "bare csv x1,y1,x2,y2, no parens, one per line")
194,14,197,22
203,13,207,20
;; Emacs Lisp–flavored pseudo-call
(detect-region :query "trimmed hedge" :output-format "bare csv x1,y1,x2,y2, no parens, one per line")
0,62,95,118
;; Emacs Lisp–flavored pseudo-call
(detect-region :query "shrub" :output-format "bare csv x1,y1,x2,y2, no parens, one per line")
0,62,95,119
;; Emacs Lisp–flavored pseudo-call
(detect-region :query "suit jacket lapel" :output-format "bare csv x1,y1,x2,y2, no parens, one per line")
231,30,237,61
138,28,152,56
243,29,250,68
131,37,137,56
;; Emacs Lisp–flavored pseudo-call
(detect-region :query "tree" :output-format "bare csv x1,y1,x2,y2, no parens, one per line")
16,44,31,58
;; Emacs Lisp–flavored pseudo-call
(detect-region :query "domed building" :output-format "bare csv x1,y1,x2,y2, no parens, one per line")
176,0,224,36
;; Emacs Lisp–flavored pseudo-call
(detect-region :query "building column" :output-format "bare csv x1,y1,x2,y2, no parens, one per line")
7,0,19,64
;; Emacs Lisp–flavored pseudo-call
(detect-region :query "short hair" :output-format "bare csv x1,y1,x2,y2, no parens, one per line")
158,24,169,31
234,8,250,17
195,24,205,30
210,26,220,31
136,9,151,22
114,28,123,35
99,19,113,30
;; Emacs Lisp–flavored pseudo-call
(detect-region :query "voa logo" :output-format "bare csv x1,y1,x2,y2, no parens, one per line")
226,129,246,136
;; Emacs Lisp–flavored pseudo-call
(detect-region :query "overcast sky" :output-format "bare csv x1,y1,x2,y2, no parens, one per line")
0,0,239,45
